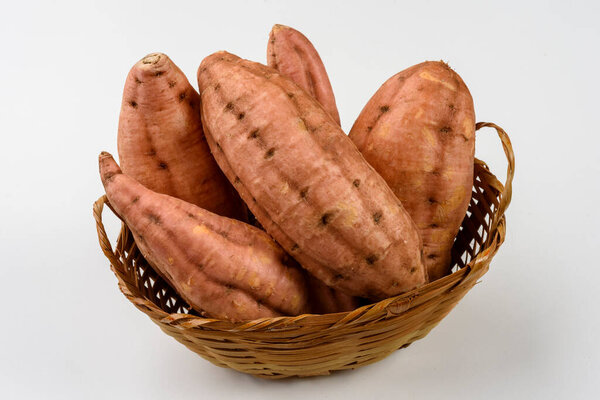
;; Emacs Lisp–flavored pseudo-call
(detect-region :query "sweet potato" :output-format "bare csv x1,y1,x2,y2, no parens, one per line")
118,53,244,219
99,152,309,322
349,61,475,281
197,52,426,300
267,24,340,125
307,274,360,314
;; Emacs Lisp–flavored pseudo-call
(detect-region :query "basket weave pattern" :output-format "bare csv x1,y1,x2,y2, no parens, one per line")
94,122,514,379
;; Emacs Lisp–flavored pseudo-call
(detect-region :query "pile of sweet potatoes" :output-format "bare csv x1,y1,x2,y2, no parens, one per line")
99,25,475,322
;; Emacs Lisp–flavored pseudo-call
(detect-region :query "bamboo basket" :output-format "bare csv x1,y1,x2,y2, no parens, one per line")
94,122,514,379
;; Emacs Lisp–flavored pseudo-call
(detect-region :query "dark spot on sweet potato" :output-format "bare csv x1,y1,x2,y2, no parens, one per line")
367,126,373,132
366,254,378,265
287,92,294,98
216,142,222,150
187,212,195,219
168,80,176,88
462,134,470,142
195,262,204,271
427,254,438,259
225,284,233,294
373,211,383,224
264,147,275,159
146,148,156,156
103,172,116,182
225,102,234,111
132,196,140,204
440,126,452,133
320,212,333,226
380,105,390,113
248,129,259,139
135,77,143,84
430,223,439,228
234,176,240,184
299,187,309,198
129,100,137,108
238,112,245,120
188,101,195,108
391,281,399,287
179,92,186,101
158,162,168,170
448,104,455,110
353,179,361,188
291,244,299,252
431,169,441,176
251,197,256,203
155,71,164,77
148,214,161,224
428,197,437,204
214,83,220,91
410,266,417,273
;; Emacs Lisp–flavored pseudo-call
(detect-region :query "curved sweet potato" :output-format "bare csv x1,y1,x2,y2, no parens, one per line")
197,51,426,300
349,61,475,281
118,53,244,220
99,152,309,322
267,24,340,125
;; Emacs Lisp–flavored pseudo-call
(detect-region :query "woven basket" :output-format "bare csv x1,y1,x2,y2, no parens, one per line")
94,122,514,379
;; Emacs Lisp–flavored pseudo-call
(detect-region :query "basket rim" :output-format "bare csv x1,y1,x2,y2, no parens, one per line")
94,121,514,332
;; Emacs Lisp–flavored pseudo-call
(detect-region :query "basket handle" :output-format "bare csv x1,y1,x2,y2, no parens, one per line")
475,122,514,239
93,195,125,272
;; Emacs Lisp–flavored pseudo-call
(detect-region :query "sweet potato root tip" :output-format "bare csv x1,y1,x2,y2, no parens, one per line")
141,53,162,65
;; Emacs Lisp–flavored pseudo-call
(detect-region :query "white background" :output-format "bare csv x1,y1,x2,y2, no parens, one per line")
1,0,599,398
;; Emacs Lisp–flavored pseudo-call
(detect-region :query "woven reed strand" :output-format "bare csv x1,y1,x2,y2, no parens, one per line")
93,122,514,379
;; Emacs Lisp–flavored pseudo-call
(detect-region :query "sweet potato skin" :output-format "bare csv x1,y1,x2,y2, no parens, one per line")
197,52,426,300
99,152,309,322
267,24,340,125
307,274,360,314
349,61,475,281
118,53,244,220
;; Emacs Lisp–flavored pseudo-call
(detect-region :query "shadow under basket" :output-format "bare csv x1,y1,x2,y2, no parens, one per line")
94,122,514,379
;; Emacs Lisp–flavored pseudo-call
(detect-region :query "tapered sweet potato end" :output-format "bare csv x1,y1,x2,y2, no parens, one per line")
269,24,306,42
267,24,341,125
134,52,170,75
98,152,122,187
122,53,177,97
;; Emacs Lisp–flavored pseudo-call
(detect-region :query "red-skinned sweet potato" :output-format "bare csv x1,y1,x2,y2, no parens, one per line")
197,52,426,300
349,61,475,281
99,152,309,322
267,24,340,125
118,53,244,220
